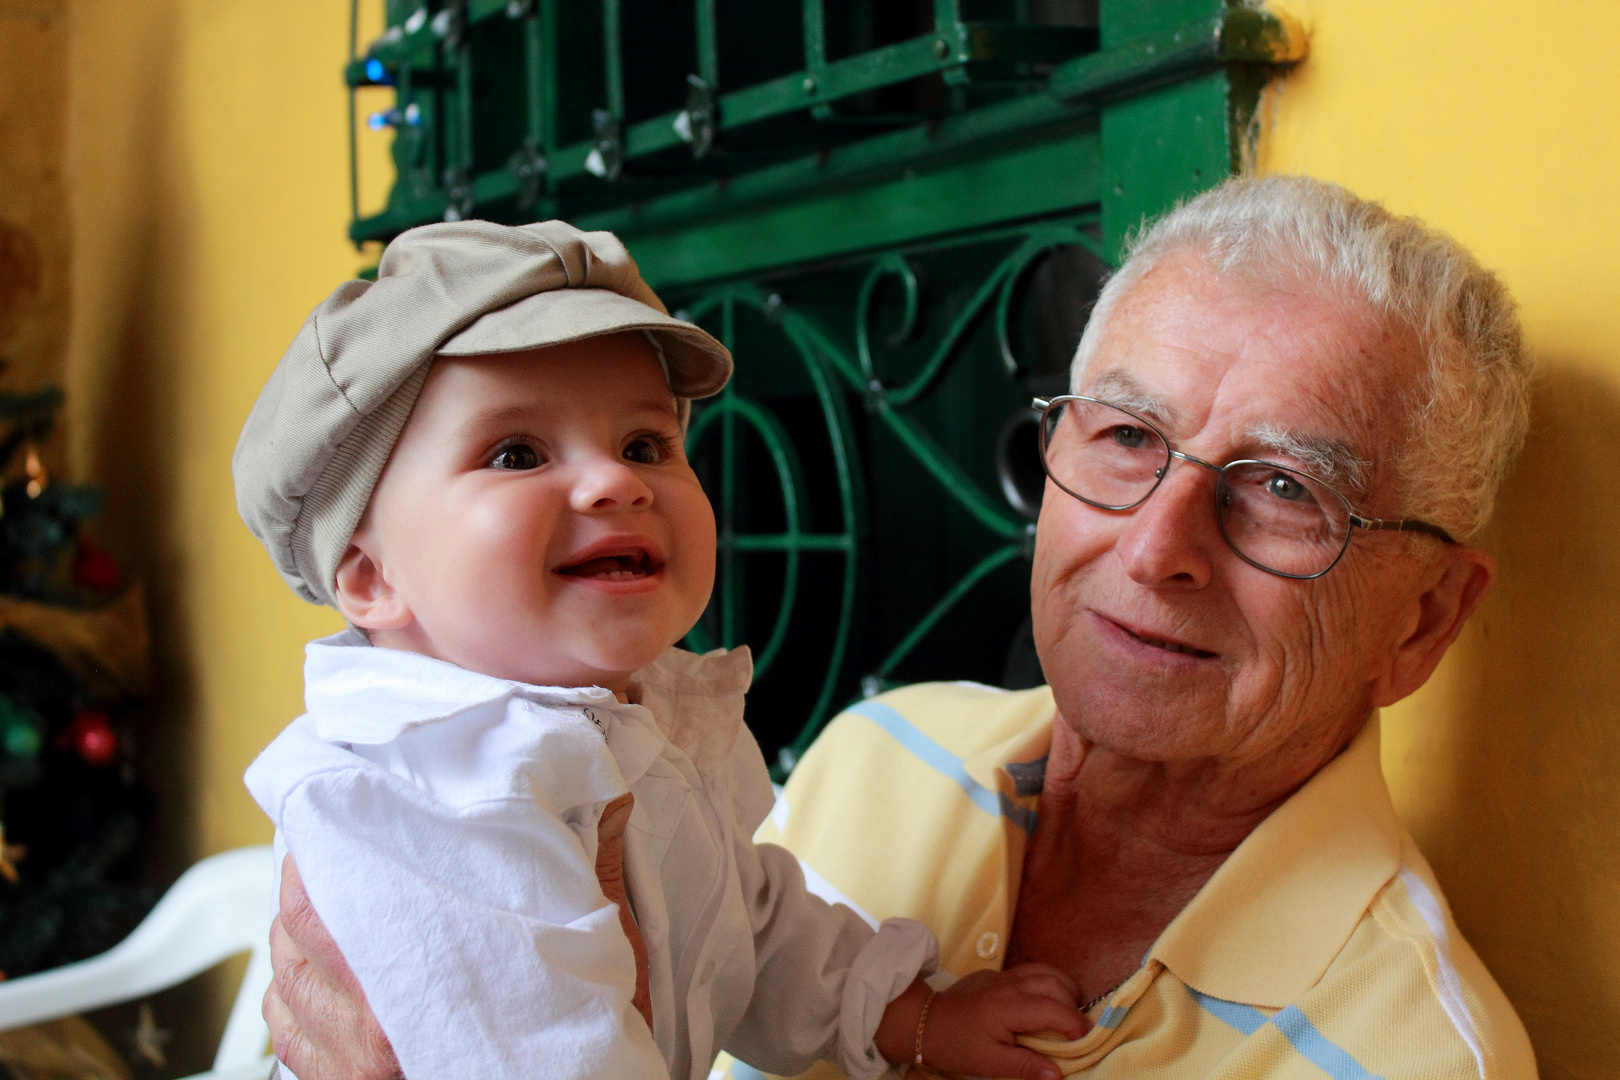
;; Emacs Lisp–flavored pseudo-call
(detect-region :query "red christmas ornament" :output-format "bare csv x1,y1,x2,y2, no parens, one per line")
65,710,118,766
73,538,122,594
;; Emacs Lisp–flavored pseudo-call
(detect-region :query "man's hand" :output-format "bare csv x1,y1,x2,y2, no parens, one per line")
874,964,1087,1080
263,856,401,1080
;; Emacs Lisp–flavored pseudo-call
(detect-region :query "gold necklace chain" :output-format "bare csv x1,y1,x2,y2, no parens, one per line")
1080,978,1126,1013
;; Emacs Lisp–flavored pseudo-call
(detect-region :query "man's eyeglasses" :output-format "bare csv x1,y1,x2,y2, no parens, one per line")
1033,396,1455,580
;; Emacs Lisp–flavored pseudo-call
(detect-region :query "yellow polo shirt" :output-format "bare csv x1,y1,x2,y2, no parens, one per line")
718,682,1535,1079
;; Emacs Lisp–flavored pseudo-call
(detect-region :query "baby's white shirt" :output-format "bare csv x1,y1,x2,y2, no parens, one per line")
245,630,935,1080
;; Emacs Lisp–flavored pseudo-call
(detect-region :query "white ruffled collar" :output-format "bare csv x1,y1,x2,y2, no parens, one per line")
303,629,752,771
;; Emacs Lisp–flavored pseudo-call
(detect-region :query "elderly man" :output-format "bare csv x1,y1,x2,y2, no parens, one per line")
263,175,1536,1079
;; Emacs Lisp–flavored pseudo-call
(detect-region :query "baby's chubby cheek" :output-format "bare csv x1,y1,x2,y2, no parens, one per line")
675,501,718,617
412,525,556,633
462,495,561,573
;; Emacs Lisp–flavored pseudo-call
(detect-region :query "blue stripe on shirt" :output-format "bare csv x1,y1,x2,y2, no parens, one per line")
847,700,1002,818
1271,1006,1386,1080
1189,988,1385,1080
1188,987,1268,1035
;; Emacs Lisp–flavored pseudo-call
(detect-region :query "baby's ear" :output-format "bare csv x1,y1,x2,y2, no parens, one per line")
333,541,412,630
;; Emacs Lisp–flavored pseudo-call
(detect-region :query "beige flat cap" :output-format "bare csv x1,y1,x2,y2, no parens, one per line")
233,219,731,608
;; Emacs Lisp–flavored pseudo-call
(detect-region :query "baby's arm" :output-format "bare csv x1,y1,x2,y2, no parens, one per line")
727,836,1089,1079
724,840,929,1076
728,843,1083,1079
718,729,1085,1077
874,966,1087,1080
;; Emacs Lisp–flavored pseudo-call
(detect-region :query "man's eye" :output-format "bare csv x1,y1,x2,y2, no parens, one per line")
490,444,540,470
623,435,671,465
1110,425,1148,449
1264,472,1308,502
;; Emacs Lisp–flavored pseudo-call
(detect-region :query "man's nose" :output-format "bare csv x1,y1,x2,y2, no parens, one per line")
569,453,654,513
1114,460,1220,588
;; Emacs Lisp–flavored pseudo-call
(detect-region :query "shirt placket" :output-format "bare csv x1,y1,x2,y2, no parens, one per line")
990,755,1161,1067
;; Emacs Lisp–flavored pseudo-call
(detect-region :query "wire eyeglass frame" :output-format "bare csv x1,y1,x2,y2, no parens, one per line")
1032,395,1456,580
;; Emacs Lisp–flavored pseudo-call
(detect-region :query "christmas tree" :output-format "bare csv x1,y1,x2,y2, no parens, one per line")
0,380,153,980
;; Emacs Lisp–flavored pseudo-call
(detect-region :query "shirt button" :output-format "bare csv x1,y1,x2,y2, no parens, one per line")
976,932,1000,959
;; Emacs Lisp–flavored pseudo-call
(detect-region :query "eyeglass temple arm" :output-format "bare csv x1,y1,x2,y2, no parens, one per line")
1034,396,1459,546
1351,514,1456,544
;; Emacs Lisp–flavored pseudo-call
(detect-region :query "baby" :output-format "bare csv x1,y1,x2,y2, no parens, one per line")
236,221,1083,1080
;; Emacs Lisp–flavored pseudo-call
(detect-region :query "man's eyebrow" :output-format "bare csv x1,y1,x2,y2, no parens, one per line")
1243,422,1371,491
1081,371,1178,424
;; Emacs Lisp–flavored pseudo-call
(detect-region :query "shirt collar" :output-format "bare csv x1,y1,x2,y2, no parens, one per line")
625,645,753,773
303,629,622,745
972,706,1401,1010
965,714,1053,796
1148,714,1402,1007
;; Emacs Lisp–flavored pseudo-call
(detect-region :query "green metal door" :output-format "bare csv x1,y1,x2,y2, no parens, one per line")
345,0,1304,773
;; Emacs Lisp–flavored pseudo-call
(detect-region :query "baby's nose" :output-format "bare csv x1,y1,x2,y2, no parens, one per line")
570,457,653,512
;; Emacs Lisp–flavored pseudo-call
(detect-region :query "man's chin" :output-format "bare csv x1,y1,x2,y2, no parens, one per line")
1049,664,1232,758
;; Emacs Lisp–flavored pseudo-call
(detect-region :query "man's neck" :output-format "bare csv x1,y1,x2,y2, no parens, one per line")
1006,711,1363,1000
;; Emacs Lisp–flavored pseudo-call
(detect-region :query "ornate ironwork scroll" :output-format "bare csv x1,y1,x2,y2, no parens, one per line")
678,214,1109,772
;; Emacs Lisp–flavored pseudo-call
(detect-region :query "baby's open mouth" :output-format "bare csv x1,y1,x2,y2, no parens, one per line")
1123,625,1216,658
558,551,659,581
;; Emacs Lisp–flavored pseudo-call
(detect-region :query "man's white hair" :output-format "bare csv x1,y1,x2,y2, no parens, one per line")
1071,174,1530,542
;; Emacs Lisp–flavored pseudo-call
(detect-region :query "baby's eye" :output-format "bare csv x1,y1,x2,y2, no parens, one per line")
489,444,541,470
623,434,673,466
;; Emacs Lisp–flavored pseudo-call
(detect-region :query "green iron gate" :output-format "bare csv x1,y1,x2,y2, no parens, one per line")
345,0,1305,774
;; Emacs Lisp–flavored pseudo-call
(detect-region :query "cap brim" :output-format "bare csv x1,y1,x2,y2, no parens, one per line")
436,288,732,399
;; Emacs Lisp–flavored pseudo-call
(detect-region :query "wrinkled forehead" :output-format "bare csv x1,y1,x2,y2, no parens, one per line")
1074,258,1420,489
1081,248,1416,375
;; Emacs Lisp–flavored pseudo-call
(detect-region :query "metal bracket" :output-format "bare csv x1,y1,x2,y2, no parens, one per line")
508,136,548,210
431,2,467,51
672,74,717,161
585,109,624,182
441,166,475,221
366,102,420,131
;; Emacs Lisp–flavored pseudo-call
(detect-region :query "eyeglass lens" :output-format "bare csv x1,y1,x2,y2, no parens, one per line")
1040,398,1353,578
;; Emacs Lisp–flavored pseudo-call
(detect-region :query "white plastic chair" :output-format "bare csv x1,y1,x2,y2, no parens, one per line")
0,845,277,1080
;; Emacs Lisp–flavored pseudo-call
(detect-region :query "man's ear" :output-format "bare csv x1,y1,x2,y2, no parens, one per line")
1370,544,1496,708
332,537,413,631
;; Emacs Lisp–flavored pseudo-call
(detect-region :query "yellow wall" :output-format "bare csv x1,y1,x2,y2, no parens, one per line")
63,0,363,863
0,2,70,398
1260,5,1620,1077
52,1,1619,1076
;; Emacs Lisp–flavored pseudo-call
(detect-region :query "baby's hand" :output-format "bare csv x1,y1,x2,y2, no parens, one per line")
875,964,1088,1080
